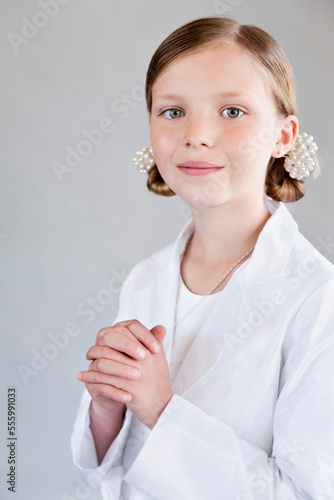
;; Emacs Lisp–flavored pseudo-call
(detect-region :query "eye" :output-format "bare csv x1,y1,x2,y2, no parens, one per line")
222,108,244,119
162,108,184,119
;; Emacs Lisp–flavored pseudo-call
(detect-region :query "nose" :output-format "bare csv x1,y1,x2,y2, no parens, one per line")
183,115,216,149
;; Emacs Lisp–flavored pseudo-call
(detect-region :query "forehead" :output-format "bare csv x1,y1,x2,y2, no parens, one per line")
152,44,274,103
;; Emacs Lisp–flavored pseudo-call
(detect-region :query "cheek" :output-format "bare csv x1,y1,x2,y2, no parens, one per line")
223,124,273,187
229,121,277,169
150,128,174,174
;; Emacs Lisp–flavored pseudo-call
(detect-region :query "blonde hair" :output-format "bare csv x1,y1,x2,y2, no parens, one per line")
145,16,318,203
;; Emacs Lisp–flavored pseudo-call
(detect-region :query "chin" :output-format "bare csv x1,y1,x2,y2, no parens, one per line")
183,192,229,211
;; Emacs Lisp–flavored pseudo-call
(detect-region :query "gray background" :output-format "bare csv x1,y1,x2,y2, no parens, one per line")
1,0,333,499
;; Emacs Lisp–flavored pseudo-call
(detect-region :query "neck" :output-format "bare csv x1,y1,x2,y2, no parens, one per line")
188,196,271,266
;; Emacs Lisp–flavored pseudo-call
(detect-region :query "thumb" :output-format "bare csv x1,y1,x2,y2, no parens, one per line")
150,325,166,344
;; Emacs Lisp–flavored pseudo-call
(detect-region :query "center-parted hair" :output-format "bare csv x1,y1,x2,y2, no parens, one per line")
144,16,311,203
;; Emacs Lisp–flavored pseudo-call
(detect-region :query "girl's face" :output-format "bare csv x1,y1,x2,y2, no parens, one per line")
149,45,294,209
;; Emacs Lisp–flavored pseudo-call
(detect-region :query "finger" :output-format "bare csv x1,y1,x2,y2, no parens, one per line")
95,323,142,346
86,345,132,364
95,326,114,346
115,320,161,354
85,382,132,404
78,370,134,391
95,321,161,354
86,358,141,380
98,327,148,360
150,325,166,344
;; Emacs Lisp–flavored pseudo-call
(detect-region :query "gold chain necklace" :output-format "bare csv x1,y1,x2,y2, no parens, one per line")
175,234,254,328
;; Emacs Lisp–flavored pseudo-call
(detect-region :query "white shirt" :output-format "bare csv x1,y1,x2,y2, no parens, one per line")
71,197,334,500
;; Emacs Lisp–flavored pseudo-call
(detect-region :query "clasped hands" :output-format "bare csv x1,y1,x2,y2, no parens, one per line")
77,320,174,430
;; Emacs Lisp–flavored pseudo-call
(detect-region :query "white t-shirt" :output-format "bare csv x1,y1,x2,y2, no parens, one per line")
170,273,222,384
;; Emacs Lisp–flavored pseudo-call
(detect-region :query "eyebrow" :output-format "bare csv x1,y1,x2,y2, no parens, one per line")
217,91,252,98
153,91,253,101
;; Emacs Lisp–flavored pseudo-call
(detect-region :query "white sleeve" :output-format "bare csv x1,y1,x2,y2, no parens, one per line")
70,388,132,490
70,267,137,490
123,280,334,500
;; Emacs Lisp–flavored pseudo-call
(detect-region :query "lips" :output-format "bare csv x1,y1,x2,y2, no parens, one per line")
177,160,223,176
177,161,222,169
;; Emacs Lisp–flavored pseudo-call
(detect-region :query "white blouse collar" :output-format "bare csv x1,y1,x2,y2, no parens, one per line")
171,196,298,289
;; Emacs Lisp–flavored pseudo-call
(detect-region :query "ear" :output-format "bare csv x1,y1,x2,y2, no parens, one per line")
272,115,299,157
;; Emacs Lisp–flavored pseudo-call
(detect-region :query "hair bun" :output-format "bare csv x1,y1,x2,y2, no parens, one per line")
147,165,175,197
266,157,305,203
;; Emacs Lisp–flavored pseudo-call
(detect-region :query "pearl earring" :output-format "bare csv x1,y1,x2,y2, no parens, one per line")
133,147,155,173
283,133,318,180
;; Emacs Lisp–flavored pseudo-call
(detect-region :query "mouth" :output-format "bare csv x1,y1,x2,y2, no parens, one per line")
177,161,223,177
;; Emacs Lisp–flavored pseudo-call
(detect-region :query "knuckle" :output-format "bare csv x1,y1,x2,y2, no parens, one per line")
98,326,111,335
95,358,104,371
117,325,129,335
97,333,106,345
100,331,113,345
113,322,127,332
113,325,133,342
111,324,123,335
96,327,108,341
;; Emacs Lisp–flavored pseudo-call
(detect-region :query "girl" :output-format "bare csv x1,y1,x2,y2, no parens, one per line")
71,16,334,500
